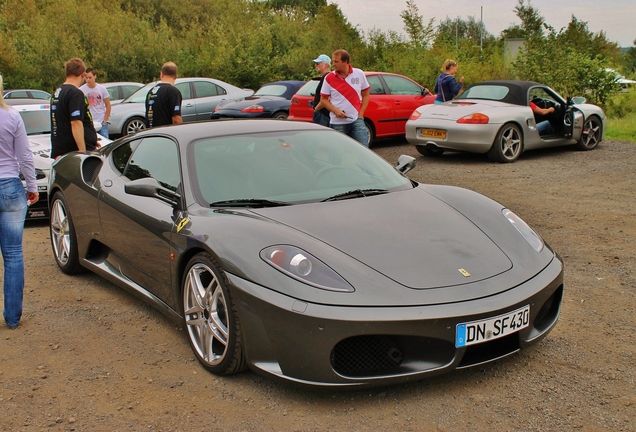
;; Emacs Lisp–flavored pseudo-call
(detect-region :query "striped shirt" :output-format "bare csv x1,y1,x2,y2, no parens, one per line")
321,66,370,125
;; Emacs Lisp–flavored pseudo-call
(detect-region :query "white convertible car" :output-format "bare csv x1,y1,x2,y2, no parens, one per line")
406,80,606,163
14,104,111,219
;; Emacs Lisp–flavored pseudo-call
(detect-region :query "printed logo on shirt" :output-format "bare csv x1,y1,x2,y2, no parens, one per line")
174,106,180,112
71,110,81,117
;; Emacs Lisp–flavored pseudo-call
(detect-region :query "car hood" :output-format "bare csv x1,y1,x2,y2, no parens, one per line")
27,134,54,170
251,188,513,290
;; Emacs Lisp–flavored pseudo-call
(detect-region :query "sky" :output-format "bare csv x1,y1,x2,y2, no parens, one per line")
329,0,635,48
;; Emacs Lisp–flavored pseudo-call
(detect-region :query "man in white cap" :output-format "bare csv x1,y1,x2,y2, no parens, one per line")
311,54,331,127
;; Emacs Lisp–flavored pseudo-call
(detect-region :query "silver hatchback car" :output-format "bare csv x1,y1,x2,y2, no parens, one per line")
108,78,253,137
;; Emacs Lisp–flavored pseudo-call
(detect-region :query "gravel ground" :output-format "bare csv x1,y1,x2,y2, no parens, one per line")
1,138,635,431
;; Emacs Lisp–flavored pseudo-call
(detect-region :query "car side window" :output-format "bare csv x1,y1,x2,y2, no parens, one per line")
383,75,422,95
32,91,50,99
7,91,29,99
175,82,192,100
367,76,386,95
122,137,181,192
106,87,119,100
111,139,139,174
193,81,224,98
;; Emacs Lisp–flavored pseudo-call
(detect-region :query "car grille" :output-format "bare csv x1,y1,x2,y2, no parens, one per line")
331,335,405,377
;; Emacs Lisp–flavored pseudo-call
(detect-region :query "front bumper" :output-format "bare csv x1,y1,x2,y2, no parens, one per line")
228,255,564,387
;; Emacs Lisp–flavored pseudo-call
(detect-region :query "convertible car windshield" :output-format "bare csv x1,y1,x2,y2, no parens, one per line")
191,129,413,204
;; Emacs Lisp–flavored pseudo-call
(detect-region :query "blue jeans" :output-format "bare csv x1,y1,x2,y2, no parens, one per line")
0,178,27,328
330,118,368,146
98,123,109,139
537,120,553,135
312,111,330,127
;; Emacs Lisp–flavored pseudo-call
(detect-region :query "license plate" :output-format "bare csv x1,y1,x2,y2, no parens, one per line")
418,128,446,139
456,305,530,348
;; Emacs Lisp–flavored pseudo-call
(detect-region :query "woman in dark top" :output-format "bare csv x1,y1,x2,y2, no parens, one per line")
434,59,464,104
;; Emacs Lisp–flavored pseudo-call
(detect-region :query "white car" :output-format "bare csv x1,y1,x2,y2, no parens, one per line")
108,77,254,137
14,104,111,219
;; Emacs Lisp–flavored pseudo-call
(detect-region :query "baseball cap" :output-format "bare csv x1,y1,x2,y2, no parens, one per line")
312,54,331,64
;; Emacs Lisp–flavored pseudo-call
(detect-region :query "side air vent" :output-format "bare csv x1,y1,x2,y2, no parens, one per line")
82,157,103,186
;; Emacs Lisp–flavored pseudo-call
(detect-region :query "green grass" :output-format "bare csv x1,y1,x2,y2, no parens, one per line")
603,90,636,142
606,112,636,141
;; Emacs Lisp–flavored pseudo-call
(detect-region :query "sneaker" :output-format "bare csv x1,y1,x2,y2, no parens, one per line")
7,323,19,330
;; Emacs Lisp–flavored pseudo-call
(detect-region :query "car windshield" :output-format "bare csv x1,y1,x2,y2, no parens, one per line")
18,109,51,135
124,82,155,103
457,85,510,101
254,84,289,97
295,80,320,97
191,129,412,205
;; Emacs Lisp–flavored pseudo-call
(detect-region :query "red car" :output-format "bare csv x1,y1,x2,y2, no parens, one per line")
289,72,436,145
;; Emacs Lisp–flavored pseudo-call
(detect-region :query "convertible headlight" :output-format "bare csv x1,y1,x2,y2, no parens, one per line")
503,209,544,252
260,245,354,292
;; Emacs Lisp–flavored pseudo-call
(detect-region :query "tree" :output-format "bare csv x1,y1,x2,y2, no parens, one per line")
400,0,434,48
435,16,495,49
501,0,546,41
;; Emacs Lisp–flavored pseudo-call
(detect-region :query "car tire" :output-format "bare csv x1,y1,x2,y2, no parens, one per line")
49,192,84,275
123,117,146,136
272,111,288,120
182,252,247,375
487,123,523,163
576,115,602,151
364,120,375,147
415,145,445,157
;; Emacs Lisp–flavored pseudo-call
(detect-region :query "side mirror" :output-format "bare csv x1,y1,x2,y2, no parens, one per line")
395,155,417,174
125,177,181,206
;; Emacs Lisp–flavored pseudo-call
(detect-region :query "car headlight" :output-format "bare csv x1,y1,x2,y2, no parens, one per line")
260,245,354,292
503,209,544,252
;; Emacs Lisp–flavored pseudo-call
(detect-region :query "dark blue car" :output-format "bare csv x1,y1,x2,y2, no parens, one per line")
211,80,305,120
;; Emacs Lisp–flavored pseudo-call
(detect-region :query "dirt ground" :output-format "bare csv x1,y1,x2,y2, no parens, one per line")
1,138,635,432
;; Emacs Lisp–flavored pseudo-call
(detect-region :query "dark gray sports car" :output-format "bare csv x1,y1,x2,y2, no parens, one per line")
48,120,563,387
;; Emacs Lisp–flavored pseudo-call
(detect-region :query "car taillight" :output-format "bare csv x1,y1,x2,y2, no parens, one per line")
241,105,264,113
409,110,422,120
457,113,489,124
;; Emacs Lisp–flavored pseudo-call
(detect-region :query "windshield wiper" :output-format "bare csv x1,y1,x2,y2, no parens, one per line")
321,189,388,202
210,198,292,208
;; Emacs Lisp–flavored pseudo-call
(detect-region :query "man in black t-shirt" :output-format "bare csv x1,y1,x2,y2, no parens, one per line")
311,54,331,127
50,58,98,159
145,62,183,128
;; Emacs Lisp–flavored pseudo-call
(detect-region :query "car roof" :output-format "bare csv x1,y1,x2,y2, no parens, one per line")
3,89,50,93
262,80,305,86
461,80,544,106
103,82,144,87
